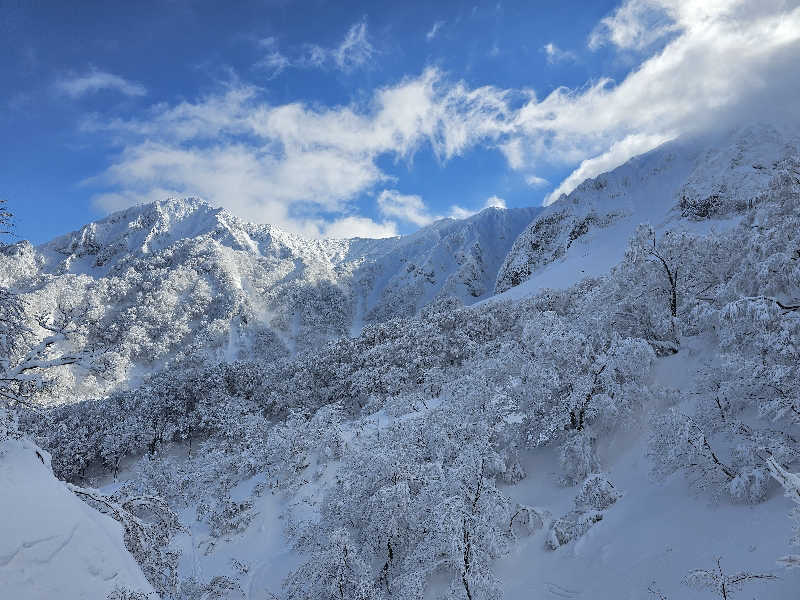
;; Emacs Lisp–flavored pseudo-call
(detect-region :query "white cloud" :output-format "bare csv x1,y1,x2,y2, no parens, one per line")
256,20,374,76
525,175,549,187
449,196,506,219
377,190,436,226
516,0,800,203
298,44,329,69
256,37,292,79
87,67,515,237
545,132,672,203
333,21,374,71
378,190,506,225
321,216,398,239
484,195,506,209
57,68,146,98
543,42,577,64
426,21,445,41
85,0,800,234
588,0,678,51
447,206,473,220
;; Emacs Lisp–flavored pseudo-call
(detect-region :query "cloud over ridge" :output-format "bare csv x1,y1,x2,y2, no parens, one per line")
85,0,800,236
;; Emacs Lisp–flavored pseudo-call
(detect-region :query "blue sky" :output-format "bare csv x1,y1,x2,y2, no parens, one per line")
3,0,800,243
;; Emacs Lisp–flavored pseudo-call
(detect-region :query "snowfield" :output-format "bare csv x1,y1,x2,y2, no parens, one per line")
2,123,800,599
0,439,154,599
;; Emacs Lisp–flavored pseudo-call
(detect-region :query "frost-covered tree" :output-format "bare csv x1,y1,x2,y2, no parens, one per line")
517,311,654,481
616,224,706,352
68,483,183,598
10,160,800,599
646,167,800,504
649,410,739,491
2,202,86,439
284,528,379,600
684,558,776,599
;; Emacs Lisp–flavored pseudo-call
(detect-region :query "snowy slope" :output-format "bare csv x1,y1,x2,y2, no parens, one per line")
495,123,800,299
0,439,153,600
497,336,798,600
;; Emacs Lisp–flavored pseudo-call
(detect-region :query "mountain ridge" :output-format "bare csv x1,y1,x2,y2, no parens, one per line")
494,123,800,296
1,199,541,401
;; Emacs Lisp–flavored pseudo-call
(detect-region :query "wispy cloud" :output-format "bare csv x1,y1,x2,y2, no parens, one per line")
426,20,445,41
588,0,679,51
332,21,374,71
256,37,292,79
449,195,506,219
256,20,374,77
543,42,577,64
379,190,506,225
378,190,436,226
518,0,800,203
85,69,512,237
525,175,549,188
485,195,506,209
321,216,397,239
56,68,146,98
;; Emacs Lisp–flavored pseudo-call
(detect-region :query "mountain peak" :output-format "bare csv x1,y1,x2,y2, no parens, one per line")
39,197,231,274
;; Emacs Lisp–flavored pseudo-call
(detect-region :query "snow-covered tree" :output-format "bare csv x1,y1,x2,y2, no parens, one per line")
68,483,183,598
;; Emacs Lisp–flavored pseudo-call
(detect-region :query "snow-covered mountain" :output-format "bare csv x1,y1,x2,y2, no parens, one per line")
4,122,800,600
38,197,540,314
495,123,800,297
0,199,539,399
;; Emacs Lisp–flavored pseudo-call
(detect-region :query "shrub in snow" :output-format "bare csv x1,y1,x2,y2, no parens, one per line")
509,504,546,538
196,497,256,543
106,587,153,600
545,510,604,550
0,406,21,444
546,475,621,550
177,575,245,600
768,458,800,569
648,410,739,494
684,558,777,599
574,474,622,511
283,528,379,600
68,484,183,598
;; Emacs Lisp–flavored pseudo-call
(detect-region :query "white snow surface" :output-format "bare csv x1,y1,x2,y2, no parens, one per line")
0,438,153,600
37,198,540,313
